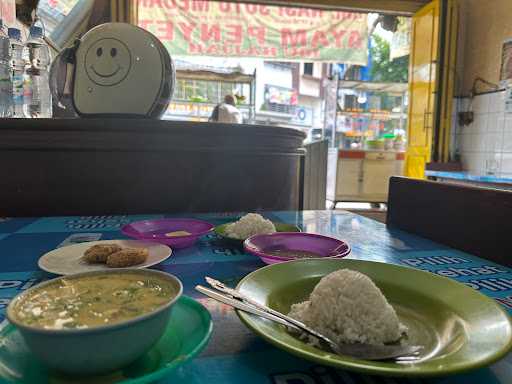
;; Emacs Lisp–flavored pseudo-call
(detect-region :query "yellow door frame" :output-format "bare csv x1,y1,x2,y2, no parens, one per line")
437,0,458,162
405,0,458,178
405,0,439,179
111,0,138,24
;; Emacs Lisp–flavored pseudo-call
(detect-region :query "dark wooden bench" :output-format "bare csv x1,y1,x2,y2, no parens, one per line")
387,176,512,267
0,118,305,216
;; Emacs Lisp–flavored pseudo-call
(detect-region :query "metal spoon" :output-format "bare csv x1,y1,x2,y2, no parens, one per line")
196,279,423,361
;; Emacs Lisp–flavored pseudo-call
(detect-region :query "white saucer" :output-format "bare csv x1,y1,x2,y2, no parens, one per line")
38,240,172,275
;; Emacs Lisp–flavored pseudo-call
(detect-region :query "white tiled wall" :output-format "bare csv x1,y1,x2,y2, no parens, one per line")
455,91,512,177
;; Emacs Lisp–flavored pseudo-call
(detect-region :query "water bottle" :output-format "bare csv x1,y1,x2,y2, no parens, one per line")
24,26,52,118
0,20,12,117
8,28,25,118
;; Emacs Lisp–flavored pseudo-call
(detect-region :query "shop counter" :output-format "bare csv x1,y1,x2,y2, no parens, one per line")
426,170,512,190
327,148,405,204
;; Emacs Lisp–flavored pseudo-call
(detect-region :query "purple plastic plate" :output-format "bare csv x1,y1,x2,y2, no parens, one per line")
121,219,214,249
244,232,351,265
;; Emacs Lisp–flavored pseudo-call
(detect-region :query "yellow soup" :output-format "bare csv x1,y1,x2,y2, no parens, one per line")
165,231,191,237
13,274,177,329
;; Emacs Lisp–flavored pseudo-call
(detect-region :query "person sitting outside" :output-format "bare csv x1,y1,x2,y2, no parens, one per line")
209,95,242,124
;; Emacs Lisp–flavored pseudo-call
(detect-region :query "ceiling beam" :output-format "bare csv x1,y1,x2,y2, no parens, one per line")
216,0,430,15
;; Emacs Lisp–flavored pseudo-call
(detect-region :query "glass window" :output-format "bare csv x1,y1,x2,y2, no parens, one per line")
182,80,194,100
303,63,314,76
221,83,234,99
207,81,220,104
174,79,186,100
195,81,207,101
173,79,250,105
233,83,250,105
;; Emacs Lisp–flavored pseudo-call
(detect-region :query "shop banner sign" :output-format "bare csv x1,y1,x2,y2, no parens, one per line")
138,1,368,64
41,0,80,18
291,106,313,126
264,84,297,105
0,0,15,26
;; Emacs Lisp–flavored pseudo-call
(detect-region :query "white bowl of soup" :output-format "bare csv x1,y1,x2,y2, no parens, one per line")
6,269,182,375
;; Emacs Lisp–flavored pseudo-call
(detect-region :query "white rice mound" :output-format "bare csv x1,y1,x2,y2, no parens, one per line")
288,269,405,346
225,213,276,240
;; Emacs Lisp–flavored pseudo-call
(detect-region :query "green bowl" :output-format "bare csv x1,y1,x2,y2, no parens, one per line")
214,222,301,246
6,269,183,375
0,296,212,383
236,259,512,377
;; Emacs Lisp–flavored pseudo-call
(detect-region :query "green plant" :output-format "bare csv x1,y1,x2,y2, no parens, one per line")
370,35,409,83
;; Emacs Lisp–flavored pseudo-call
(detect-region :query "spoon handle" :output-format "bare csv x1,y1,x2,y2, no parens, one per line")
198,282,333,346
205,276,328,341
195,285,295,328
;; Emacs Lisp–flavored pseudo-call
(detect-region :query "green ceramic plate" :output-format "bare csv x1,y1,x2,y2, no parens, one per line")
0,296,212,384
215,222,301,246
236,259,512,377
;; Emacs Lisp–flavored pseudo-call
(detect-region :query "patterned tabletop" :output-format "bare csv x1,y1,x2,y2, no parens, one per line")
0,210,511,384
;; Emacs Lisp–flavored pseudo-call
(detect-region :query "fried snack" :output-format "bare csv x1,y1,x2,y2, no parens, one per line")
106,248,149,268
83,244,123,263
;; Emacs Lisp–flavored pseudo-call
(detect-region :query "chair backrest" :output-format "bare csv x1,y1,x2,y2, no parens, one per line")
387,176,512,266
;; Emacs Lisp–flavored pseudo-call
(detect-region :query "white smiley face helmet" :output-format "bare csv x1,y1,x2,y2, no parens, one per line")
51,23,174,118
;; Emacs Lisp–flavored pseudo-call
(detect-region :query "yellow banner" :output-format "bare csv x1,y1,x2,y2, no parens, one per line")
138,1,368,64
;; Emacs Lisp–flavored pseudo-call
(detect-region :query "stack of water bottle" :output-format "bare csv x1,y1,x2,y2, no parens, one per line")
0,20,52,118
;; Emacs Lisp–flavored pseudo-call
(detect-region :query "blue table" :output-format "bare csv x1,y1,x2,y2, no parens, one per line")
1,210,512,383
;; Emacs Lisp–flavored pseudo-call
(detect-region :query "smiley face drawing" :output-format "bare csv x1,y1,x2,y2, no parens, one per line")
84,38,132,86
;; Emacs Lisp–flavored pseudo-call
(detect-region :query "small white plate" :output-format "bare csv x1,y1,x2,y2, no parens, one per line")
38,240,172,275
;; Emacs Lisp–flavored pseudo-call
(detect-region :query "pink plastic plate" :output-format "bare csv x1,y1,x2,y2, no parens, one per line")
122,219,214,249
244,232,351,264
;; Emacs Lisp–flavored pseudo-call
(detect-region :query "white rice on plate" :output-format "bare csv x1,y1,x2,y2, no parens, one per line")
225,213,276,240
288,269,406,346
